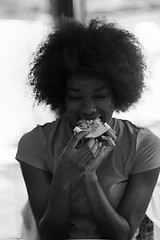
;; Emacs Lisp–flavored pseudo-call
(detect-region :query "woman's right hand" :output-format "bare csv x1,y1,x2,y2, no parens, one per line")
54,131,98,188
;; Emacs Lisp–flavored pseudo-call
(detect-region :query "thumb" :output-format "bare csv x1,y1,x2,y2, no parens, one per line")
69,131,89,149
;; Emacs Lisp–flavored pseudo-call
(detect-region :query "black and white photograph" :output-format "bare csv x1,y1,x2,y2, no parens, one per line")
0,1,160,239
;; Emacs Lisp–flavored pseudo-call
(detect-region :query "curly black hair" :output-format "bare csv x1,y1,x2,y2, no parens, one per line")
28,17,147,116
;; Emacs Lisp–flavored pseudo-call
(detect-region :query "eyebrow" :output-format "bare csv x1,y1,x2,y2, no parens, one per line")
67,87,109,92
94,87,109,92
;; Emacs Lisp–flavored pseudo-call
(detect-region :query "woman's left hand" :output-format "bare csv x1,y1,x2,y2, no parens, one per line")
85,128,117,175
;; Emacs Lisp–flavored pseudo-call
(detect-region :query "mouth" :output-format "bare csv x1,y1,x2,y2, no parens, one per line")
73,116,110,138
78,116,104,123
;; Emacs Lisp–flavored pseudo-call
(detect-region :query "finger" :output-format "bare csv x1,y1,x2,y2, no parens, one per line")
91,139,99,155
78,151,94,169
109,127,116,135
94,141,102,158
88,142,108,169
107,130,117,141
77,143,95,159
76,138,95,158
108,125,116,134
100,144,113,157
73,139,97,169
83,156,95,170
96,140,113,157
103,128,117,142
86,138,95,149
101,135,117,146
69,131,89,149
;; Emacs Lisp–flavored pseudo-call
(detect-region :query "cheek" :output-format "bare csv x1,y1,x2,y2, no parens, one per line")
65,101,79,114
100,99,115,110
99,100,115,119
107,98,115,111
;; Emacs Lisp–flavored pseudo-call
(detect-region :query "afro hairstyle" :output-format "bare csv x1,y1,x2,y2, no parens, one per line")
28,17,147,116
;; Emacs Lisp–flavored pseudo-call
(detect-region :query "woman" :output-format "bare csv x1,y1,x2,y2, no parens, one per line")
16,18,160,240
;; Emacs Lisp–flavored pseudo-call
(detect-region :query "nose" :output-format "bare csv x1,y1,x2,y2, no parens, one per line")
81,98,96,115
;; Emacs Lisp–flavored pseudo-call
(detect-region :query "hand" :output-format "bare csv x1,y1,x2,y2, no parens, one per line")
84,127,117,175
55,131,98,187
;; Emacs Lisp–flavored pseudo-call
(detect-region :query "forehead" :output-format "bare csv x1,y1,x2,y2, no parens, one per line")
67,74,109,91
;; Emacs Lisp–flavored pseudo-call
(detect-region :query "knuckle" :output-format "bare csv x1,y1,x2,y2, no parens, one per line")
90,152,95,159
88,150,94,158
84,145,91,152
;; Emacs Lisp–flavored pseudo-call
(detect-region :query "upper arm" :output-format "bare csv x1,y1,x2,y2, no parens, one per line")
20,161,52,226
117,167,160,238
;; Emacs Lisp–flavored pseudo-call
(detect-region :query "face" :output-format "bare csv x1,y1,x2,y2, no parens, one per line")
65,74,115,129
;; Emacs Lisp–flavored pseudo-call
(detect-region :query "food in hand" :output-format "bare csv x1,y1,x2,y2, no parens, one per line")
73,118,110,138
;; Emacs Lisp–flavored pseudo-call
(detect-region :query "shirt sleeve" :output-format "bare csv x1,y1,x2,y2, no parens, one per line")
132,128,160,174
15,125,48,171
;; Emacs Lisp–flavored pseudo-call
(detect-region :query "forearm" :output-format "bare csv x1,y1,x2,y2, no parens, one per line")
39,172,71,239
83,173,130,240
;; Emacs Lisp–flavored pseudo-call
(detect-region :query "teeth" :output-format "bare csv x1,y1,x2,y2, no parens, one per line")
79,117,100,122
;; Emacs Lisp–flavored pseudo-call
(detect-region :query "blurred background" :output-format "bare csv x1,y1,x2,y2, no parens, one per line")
0,0,160,239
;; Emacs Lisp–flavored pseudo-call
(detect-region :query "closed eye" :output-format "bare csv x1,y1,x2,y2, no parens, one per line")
68,96,82,100
95,95,108,99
